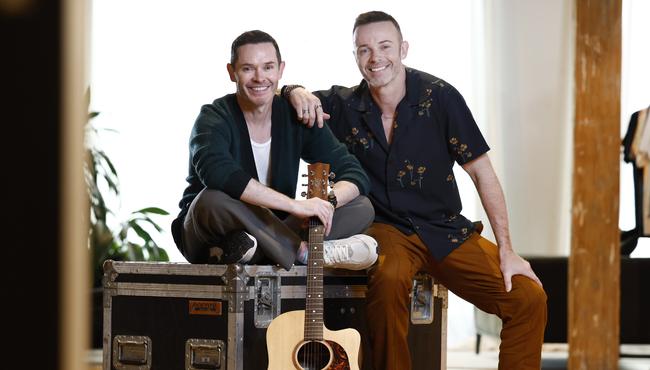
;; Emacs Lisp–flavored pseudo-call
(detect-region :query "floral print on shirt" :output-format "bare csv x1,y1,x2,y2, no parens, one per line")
396,160,426,189
449,137,473,162
345,126,373,153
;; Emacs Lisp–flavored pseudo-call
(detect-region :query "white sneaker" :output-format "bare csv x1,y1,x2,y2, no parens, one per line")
323,234,378,270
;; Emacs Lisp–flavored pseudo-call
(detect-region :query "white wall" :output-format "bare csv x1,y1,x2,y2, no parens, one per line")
481,0,575,257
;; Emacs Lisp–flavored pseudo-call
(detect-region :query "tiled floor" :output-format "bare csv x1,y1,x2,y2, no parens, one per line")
89,342,650,369
447,338,650,370
448,351,650,370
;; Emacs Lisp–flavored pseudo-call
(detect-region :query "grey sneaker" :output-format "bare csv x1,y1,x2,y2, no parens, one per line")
323,234,378,270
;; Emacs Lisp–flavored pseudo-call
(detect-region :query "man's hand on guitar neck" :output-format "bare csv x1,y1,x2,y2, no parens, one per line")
290,197,335,236
240,178,335,235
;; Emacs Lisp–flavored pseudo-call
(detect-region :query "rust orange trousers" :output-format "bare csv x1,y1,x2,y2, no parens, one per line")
365,223,547,370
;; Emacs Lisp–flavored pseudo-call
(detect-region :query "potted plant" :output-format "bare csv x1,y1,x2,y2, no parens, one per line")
84,90,170,347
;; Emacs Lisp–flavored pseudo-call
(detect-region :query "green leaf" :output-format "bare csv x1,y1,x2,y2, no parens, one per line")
126,242,145,261
144,241,170,262
134,207,169,216
129,221,153,243
155,248,170,261
129,214,165,233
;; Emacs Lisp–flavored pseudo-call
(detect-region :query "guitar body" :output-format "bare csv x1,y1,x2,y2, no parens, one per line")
266,310,361,370
267,163,360,370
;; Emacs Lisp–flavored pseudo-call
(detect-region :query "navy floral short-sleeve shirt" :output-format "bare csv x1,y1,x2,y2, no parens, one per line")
317,68,490,261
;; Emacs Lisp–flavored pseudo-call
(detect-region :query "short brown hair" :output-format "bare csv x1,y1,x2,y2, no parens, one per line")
230,30,282,65
353,11,402,39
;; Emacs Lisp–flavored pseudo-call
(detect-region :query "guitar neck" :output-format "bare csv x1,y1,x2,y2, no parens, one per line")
304,217,325,340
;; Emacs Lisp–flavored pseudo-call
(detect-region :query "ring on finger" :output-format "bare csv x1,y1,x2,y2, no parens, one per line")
315,104,322,110
302,109,309,113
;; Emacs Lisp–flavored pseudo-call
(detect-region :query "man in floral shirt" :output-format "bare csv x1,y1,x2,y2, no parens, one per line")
285,11,546,370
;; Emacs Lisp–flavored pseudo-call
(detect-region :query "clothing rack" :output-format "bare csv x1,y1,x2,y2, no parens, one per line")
621,105,650,255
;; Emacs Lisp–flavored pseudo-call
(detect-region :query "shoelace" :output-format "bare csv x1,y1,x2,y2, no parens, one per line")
325,244,353,263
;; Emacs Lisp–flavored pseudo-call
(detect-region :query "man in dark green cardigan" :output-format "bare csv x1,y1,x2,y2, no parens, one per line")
170,30,377,271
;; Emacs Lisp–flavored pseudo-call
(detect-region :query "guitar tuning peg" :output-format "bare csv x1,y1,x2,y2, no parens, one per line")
301,191,307,197
329,172,336,179
301,174,308,177
301,183,308,187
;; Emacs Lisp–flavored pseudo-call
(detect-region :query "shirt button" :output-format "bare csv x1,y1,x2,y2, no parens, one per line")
415,225,420,230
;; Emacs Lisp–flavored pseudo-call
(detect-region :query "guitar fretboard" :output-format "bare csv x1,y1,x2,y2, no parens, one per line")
304,217,324,340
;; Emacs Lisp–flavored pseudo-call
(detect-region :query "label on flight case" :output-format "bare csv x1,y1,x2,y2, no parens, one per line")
188,300,222,316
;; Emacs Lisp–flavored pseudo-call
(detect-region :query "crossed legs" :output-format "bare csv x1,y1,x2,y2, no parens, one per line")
182,189,374,269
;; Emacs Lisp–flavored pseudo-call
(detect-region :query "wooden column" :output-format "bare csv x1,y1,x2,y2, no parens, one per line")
570,0,621,369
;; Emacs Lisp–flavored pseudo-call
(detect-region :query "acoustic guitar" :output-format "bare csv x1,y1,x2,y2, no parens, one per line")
266,162,361,370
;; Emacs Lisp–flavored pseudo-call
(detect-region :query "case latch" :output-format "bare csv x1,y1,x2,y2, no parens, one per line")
185,339,225,369
410,273,435,324
254,274,280,328
112,335,152,369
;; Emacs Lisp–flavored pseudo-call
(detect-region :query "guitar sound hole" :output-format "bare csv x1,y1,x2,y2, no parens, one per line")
296,340,331,370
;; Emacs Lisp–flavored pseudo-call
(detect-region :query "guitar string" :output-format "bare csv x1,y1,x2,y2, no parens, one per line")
310,216,319,369
307,216,324,369
305,166,330,370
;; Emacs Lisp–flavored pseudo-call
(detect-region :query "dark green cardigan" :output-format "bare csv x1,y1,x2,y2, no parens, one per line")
171,94,369,251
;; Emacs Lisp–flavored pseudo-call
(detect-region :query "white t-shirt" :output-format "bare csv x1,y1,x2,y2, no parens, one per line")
250,138,272,186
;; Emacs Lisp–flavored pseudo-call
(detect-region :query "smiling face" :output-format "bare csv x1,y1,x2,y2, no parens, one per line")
353,21,409,89
227,42,284,109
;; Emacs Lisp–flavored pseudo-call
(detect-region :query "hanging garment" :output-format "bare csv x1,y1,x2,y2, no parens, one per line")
621,105,650,254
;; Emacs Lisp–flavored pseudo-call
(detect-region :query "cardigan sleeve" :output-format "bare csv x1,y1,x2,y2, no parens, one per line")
190,102,252,199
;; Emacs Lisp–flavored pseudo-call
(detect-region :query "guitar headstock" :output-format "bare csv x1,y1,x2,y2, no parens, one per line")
304,163,330,201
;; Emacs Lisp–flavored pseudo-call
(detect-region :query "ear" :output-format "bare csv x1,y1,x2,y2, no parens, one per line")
227,63,236,82
278,61,285,80
400,40,409,60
